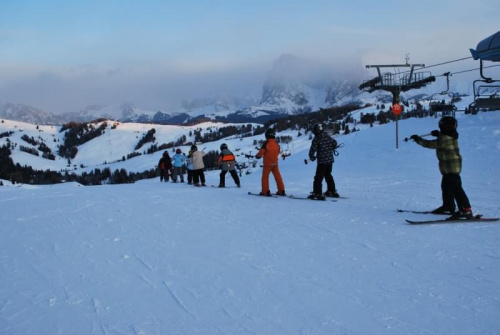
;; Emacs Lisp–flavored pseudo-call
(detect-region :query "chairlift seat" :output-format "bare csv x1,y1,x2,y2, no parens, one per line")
470,31,500,62
429,102,454,112
475,96,500,110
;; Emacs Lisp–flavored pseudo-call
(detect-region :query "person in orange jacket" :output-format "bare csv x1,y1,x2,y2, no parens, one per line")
255,128,286,196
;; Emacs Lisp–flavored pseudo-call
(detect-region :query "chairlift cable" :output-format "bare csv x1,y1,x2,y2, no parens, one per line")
396,56,473,75
447,64,500,76
417,56,473,71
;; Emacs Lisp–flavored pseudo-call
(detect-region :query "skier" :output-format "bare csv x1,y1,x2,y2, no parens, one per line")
186,148,195,185
410,116,473,219
171,148,186,183
158,151,172,182
308,123,339,200
190,145,206,187
255,128,286,196
217,143,240,187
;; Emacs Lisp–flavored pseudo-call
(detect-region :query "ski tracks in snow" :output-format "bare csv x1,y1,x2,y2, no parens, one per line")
163,281,198,320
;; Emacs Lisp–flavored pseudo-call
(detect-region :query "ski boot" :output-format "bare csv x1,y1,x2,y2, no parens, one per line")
431,206,456,215
276,190,286,196
308,192,325,200
447,208,473,220
324,190,339,198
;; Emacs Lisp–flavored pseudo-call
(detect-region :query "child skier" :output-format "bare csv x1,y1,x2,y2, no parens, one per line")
190,145,206,187
410,116,473,219
218,143,240,187
158,151,172,182
171,148,186,183
308,123,339,200
255,128,286,196
186,148,194,185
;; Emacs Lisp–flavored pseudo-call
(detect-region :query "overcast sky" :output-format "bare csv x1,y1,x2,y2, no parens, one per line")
0,0,498,114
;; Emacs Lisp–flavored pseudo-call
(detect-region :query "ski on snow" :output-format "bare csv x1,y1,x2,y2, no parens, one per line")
248,191,280,198
211,185,240,189
288,195,337,202
406,216,499,225
397,209,450,215
247,192,337,201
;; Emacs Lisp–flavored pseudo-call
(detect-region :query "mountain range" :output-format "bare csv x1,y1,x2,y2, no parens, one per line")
0,54,473,126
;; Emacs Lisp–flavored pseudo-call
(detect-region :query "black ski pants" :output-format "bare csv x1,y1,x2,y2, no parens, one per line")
220,170,240,186
441,173,471,211
160,169,170,182
192,169,206,185
313,163,336,194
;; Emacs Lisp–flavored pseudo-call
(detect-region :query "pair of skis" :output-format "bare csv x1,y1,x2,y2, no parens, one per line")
398,209,499,224
248,192,342,202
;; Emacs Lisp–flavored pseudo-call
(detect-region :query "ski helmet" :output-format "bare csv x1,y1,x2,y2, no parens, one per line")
220,143,228,150
313,123,323,135
176,148,182,154
438,116,457,133
191,145,198,151
265,128,276,139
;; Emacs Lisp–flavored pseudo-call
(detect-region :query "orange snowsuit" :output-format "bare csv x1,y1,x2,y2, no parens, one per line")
256,139,285,194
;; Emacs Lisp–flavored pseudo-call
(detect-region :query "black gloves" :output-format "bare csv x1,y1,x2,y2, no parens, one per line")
410,135,420,141
309,156,316,162
431,130,440,137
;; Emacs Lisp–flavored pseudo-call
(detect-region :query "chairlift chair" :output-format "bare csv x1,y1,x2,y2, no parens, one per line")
468,31,500,114
429,72,456,116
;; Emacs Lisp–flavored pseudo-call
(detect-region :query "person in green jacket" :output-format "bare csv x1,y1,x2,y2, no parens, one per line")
410,116,472,219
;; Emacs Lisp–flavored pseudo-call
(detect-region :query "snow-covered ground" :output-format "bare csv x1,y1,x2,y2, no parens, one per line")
1,111,500,334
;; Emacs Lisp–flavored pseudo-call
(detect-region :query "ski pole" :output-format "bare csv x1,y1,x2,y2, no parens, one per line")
404,133,431,142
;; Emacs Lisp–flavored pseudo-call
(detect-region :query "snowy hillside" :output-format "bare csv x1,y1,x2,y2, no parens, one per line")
1,110,500,334
0,120,262,176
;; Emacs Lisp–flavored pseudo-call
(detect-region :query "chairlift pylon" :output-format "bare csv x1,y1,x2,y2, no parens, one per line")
359,63,435,103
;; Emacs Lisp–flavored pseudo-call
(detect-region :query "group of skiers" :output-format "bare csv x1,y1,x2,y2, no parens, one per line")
253,126,340,200
158,143,240,188
158,145,208,187
158,115,473,220
156,125,340,198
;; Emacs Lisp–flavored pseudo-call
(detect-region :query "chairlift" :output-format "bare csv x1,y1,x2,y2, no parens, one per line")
468,31,500,114
429,72,456,115
470,85,500,113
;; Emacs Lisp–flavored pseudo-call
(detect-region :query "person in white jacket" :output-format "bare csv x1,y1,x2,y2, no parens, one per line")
190,145,206,186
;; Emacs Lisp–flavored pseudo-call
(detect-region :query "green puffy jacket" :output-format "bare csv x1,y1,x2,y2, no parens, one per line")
415,134,462,174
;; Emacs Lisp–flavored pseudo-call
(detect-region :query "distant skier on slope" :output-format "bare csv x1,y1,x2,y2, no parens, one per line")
410,116,473,219
171,148,186,183
158,151,172,182
308,123,339,200
217,143,240,188
255,128,286,196
190,145,206,187
186,148,195,185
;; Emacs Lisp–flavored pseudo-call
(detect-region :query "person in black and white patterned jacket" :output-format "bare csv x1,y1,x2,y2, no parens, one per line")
308,124,339,200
